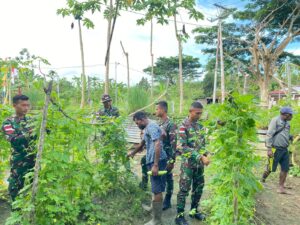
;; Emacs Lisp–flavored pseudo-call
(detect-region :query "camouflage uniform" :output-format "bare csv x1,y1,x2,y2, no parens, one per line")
177,117,205,214
159,118,177,195
2,116,36,201
96,106,119,118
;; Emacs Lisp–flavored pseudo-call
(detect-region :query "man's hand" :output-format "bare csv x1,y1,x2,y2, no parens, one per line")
127,151,135,158
166,162,174,172
151,164,159,176
200,156,210,166
267,148,273,158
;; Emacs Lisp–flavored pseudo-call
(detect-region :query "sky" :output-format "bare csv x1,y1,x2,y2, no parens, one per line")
0,0,299,85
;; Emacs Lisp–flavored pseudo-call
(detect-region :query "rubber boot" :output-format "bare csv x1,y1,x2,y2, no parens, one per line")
139,176,148,190
189,208,206,221
142,202,152,212
144,201,163,225
162,193,172,210
175,213,189,225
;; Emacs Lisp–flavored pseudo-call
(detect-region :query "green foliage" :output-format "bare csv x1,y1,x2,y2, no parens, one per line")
289,165,300,177
0,105,13,198
143,55,201,85
57,0,101,28
204,93,262,225
133,0,203,25
4,104,142,224
127,86,150,113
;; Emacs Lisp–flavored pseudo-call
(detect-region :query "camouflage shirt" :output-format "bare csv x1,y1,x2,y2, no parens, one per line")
159,117,177,161
178,117,205,167
96,106,119,119
2,115,36,164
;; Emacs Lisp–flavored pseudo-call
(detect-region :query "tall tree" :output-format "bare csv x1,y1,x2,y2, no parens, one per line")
143,55,201,85
194,0,300,105
57,0,100,108
133,0,203,113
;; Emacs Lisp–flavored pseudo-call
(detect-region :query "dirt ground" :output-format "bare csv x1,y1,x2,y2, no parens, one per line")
1,154,300,225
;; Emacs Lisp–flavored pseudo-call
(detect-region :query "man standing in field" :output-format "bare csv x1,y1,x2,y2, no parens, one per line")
2,95,36,202
128,111,167,225
96,94,119,118
262,107,294,194
175,102,210,225
155,101,177,210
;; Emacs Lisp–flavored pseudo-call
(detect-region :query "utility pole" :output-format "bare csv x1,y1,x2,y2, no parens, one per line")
115,62,119,104
120,41,130,89
211,4,231,103
213,26,220,103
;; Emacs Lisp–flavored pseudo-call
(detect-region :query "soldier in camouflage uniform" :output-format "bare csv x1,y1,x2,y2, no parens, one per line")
2,95,36,202
155,101,177,210
175,102,210,225
96,94,119,118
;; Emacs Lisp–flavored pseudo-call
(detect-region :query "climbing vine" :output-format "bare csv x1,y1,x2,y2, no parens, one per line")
204,94,262,225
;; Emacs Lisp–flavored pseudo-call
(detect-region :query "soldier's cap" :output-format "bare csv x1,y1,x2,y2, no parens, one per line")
280,107,294,115
101,94,112,103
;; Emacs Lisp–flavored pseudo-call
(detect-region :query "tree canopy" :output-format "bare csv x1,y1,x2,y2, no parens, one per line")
143,55,201,85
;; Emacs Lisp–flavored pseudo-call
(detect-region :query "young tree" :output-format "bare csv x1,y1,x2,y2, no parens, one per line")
194,0,300,105
57,0,100,108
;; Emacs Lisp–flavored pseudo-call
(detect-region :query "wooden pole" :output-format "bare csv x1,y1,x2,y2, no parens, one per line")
219,21,225,103
120,41,130,89
78,19,86,108
30,80,53,222
174,14,184,114
105,0,113,94
150,19,154,99
213,24,220,104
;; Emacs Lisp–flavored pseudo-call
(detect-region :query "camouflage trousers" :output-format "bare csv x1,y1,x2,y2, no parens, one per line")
177,161,204,213
141,155,174,194
8,156,35,201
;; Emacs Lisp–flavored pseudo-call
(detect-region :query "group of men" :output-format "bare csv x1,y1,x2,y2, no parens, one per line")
1,93,295,225
128,100,209,225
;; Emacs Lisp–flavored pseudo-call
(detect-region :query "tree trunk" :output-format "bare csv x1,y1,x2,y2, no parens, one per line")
174,14,184,114
150,19,154,99
243,74,248,95
259,78,269,106
30,80,53,222
105,0,113,94
78,19,86,109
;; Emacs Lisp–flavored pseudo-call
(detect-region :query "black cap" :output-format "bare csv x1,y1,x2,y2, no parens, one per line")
101,94,112,103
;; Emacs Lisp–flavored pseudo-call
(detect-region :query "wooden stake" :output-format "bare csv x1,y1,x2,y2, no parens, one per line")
30,80,53,222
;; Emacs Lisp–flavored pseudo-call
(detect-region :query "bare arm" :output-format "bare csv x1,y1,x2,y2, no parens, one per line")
128,140,145,158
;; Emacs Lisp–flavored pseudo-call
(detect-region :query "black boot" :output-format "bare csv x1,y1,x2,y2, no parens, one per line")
175,214,189,225
189,208,206,221
139,176,148,190
163,194,172,210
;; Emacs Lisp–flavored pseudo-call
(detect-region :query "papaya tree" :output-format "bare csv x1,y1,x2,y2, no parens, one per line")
57,0,101,108
133,0,203,113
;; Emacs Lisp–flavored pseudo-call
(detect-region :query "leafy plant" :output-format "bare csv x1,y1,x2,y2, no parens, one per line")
204,93,262,225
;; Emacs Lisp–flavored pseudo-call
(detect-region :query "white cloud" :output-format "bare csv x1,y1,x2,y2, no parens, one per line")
0,0,217,85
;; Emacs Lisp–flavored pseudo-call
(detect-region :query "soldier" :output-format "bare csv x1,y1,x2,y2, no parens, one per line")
96,94,119,118
128,111,167,225
2,95,36,202
155,101,177,210
175,102,210,225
